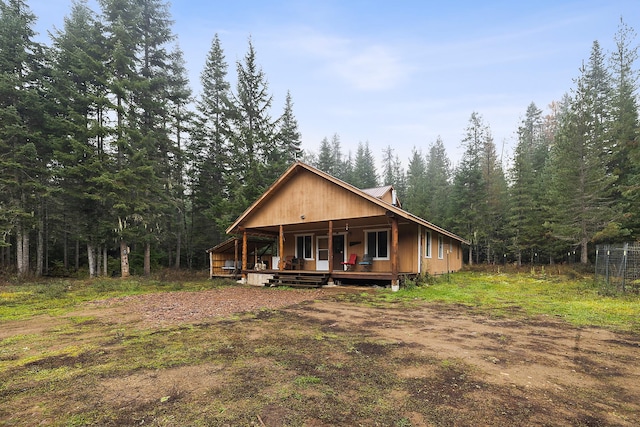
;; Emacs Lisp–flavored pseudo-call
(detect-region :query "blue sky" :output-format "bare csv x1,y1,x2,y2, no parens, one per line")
29,0,640,168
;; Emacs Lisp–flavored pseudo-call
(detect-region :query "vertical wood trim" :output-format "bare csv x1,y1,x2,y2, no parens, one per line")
242,231,248,278
279,225,284,270
328,221,333,272
209,251,214,278
391,216,399,280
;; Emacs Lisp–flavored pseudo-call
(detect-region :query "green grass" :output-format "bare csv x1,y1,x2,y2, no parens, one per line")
391,271,640,332
0,276,235,321
1,271,639,426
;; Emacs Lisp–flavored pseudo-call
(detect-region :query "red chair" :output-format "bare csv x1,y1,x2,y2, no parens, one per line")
341,253,357,270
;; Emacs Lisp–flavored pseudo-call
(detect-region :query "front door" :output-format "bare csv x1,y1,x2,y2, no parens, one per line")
332,234,346,270
316,236,329,271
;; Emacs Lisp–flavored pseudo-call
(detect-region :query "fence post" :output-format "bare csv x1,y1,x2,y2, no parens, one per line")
605,246,610,286
595,246,599,283
622,243,628,293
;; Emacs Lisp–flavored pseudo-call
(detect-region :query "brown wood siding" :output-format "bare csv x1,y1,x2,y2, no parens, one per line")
243,169,388,228
419,229,463,275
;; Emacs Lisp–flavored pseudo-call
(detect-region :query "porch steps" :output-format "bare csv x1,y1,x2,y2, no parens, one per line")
267,271,330,288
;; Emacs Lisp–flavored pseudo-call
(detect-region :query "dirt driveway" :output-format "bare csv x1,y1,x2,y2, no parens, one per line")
2,286,639,426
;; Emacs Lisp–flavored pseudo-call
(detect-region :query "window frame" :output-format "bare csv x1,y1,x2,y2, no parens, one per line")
295,234,314,260
438,235,444,259
365,228,390,260
425,230,432,258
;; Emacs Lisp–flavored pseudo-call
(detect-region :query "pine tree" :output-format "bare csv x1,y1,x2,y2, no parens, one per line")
609,19,640,238
404,148,428,218
424,137,452,226
351,141,378,189
508,102,550,264
189,33,234,264
229,38,276,218
449,113,490,264
546,41,617,263
381,145,406,201
0,0,49,276
49,0,110,276
271,90,302,176
164,45,192,269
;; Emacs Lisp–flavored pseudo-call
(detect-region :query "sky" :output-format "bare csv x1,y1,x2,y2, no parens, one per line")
28,0,640,169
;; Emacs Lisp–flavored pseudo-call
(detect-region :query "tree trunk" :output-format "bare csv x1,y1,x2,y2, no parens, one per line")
581,238,589,264
96,245,102,277
175,231,181,269
87,243,96,278
36,217,44,277
75,239,80,271
103,246,108,277
144,242,151,276
16,225,24,276
120,240,130,278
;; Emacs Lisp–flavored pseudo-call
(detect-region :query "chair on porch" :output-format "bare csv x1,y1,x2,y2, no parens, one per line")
283,256,295,270
359,254,373,271
341,253,357,270
292,257,305,270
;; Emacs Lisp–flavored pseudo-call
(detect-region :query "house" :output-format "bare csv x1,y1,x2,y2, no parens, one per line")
213,162,468,290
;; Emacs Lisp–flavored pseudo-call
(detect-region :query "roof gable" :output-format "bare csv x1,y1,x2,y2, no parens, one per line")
226,162,467,244
229,163,389,230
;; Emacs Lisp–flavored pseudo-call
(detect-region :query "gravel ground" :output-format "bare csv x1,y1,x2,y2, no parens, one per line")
89,285,343,327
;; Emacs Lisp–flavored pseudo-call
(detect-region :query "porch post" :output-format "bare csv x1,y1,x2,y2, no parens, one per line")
234,238,239,267
391,216,399,291
279,225,284,270
242,229,248,281
328,220,334,272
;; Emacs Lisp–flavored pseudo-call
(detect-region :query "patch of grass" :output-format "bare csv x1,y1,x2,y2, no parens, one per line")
0,277,235,320
392,271,640,331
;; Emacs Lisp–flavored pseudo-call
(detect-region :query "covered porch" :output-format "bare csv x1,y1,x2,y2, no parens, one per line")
235,213,402,289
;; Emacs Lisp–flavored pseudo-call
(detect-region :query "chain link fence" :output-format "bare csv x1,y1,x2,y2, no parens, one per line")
595,243,640,293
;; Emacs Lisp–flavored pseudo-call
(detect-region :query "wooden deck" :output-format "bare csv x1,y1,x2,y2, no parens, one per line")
241,269,401,288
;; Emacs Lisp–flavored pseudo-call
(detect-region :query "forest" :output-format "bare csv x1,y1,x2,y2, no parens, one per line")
0,0,638,277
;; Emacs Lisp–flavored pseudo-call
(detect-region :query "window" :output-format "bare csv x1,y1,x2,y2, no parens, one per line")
366,229,389,259
425,230,432,258
296,235,313,259
438,235,444,259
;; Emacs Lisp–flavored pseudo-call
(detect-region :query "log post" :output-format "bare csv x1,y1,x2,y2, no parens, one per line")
328,220,334,272
279,225,284,270
391,215,399,291
242,230,248,280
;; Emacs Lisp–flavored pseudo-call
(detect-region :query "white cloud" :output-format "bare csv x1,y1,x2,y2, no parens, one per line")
276,28,411,91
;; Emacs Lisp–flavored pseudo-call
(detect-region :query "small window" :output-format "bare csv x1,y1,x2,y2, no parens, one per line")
438,235,444,259
425,230,432,258
366,229,389,259
296,235,313,260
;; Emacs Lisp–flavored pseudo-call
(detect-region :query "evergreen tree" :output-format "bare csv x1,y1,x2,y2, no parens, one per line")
49,0,111,276
424,137,452,226
449,112,490,264
315,136,334,174
100,0,178,276
271,90,302,176
0,0,49,276
351,141,378,189
164,45,192,269
228,38,276,220
381,145,406,201
189,33,234,264
546,41,618,264
609,19,640,238
404,148,428,218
